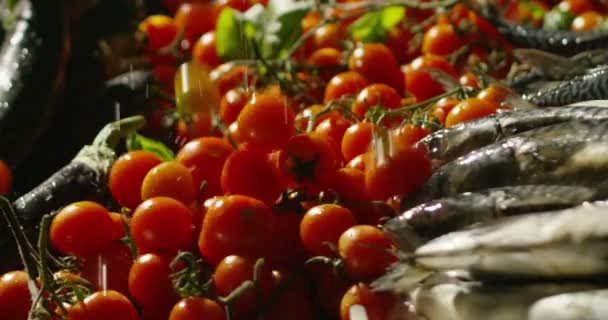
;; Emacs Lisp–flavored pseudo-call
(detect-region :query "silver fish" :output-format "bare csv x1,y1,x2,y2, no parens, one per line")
528,289,608,320
412,203,608,279
420,106,608,166
409,120,608,206
386,185,598,249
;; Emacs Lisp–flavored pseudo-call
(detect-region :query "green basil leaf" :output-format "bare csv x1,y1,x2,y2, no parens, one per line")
216,8,255,60
381,6,406,30
262,0,312,58
543,8,574,31
126,133,175,161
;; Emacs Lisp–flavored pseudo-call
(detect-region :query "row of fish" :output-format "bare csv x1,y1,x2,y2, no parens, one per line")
377,103,608,319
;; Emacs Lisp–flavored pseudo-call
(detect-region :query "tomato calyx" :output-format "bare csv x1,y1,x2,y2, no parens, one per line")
170,251,214,299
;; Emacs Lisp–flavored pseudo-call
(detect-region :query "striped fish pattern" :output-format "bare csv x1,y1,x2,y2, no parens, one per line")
523,67,608,106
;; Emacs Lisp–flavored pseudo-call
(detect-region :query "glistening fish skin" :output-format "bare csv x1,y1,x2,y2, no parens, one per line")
386,185,597,247
523,67,608,107
407,120,608,207
419,106,608,166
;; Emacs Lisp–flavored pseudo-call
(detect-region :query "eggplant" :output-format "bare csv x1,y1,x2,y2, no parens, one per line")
0,116,145,273
0,0,68,169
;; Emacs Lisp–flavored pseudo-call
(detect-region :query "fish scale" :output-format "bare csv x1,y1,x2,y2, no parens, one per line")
523,67,608,107
408,120,608,208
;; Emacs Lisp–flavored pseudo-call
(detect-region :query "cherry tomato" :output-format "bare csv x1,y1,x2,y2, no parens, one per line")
476,84,513,105
422,23,462,56
571,11,603,31
346,153,366,171
141,161,197,206
364,139,432,201
295,104,336,131
279,132,340,187
80,243,133,296
0,271,31,320
314,23,344,50
338,225,396,281
169,297,226,320
210,63,254,96
237,92,296,151
67,290,138,320
175,112,218,146
177,137,234,200
386,24,419,64
175,3,220,43
390,124,432,147
0,160,12,194
352,83,402,120
340,283,404,320
307,47,344,82
50,201,115,257
267,283,315,320
109,151,163,210
314,114,353,149
221,147,285,205
348,43,404,93
216,0,254,12
404,54,458,102
226,121,242,144
128,253,178,314
131,197,193,255
324,167,368,203
213,255,274,317
219,88,251,124
192,31,221,68
558,0,594,15
341,122,374,163
445,97,500,128
108,211,128,241
139,15,178,52
199,195,275,264
324,71,369,103
300,204,357,257
459,71,481,89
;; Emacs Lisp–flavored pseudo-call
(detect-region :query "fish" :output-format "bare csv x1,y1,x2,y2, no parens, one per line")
419,106,608,167
385,185,599,249
408,119,608,207
522,66,608,107
466,1,608,55
409,202,608,279
528,289,608,320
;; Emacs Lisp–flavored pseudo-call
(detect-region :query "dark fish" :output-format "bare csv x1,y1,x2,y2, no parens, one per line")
407,120,608,207
420,106,608,166
467,2,608,55
522,67,608,107
386,185,598,249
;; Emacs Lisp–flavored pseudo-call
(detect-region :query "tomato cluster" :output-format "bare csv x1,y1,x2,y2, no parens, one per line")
4,0,595,319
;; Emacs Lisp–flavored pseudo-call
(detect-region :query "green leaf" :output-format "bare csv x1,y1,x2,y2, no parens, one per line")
126,133,175,161
521,1,546,20
543,8,574,31
262,0,312,58
349,6,405,43
381,6,406,30
216,8,255,60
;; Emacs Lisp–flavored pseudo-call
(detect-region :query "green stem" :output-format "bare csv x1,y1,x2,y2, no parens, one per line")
37,215,68,316
384,87,462,117
91,115,146,149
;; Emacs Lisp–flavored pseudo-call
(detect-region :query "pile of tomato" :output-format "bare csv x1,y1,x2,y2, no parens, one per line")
3,0,608,319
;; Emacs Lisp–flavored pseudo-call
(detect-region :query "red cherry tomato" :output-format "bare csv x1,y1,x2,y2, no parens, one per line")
175,3,220,43
237,92,296,151
198,195,275,264
341,122,374,163
324,167,369,203
307,47,344,82
67,290,138,320
131,197,193,255
0,271,31,320
140,161,197,206
210,63,254,96
50,201,115,258
192,31,221,68
422,23,463,56
219,88,251,124
324,71,369,103
279,132,340,187
338,225,397,281
348,43,404,93
314,114,353,149
109,151,163,210
352,83,402,122
139,15,178,52
128,253,178,314
81,243,133,297
169,297,226,320
177,137,234,200
445,97,500,128
404,54,458,102
314,23,345,50
300,204,357,257
340,283,405,320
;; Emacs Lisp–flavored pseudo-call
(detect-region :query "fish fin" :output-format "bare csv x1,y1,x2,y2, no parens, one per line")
513,49,587,78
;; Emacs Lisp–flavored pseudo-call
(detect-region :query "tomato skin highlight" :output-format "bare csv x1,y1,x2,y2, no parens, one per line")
50,201,115,258
169,297,226,320
300,204,357,257
341,122,374,162
177,137,234,200
324,71,369,103
198,195,275,265
445,97,500,128
67,290,139,320
130,197,194,255
237,92,296,151
128,253,178,314
141,161,197,206
422,23,463,56
338,225,397,281
219,88,251,124
175,3,220,43
192,31,221,69
0,271,31,320
110,150,163,210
